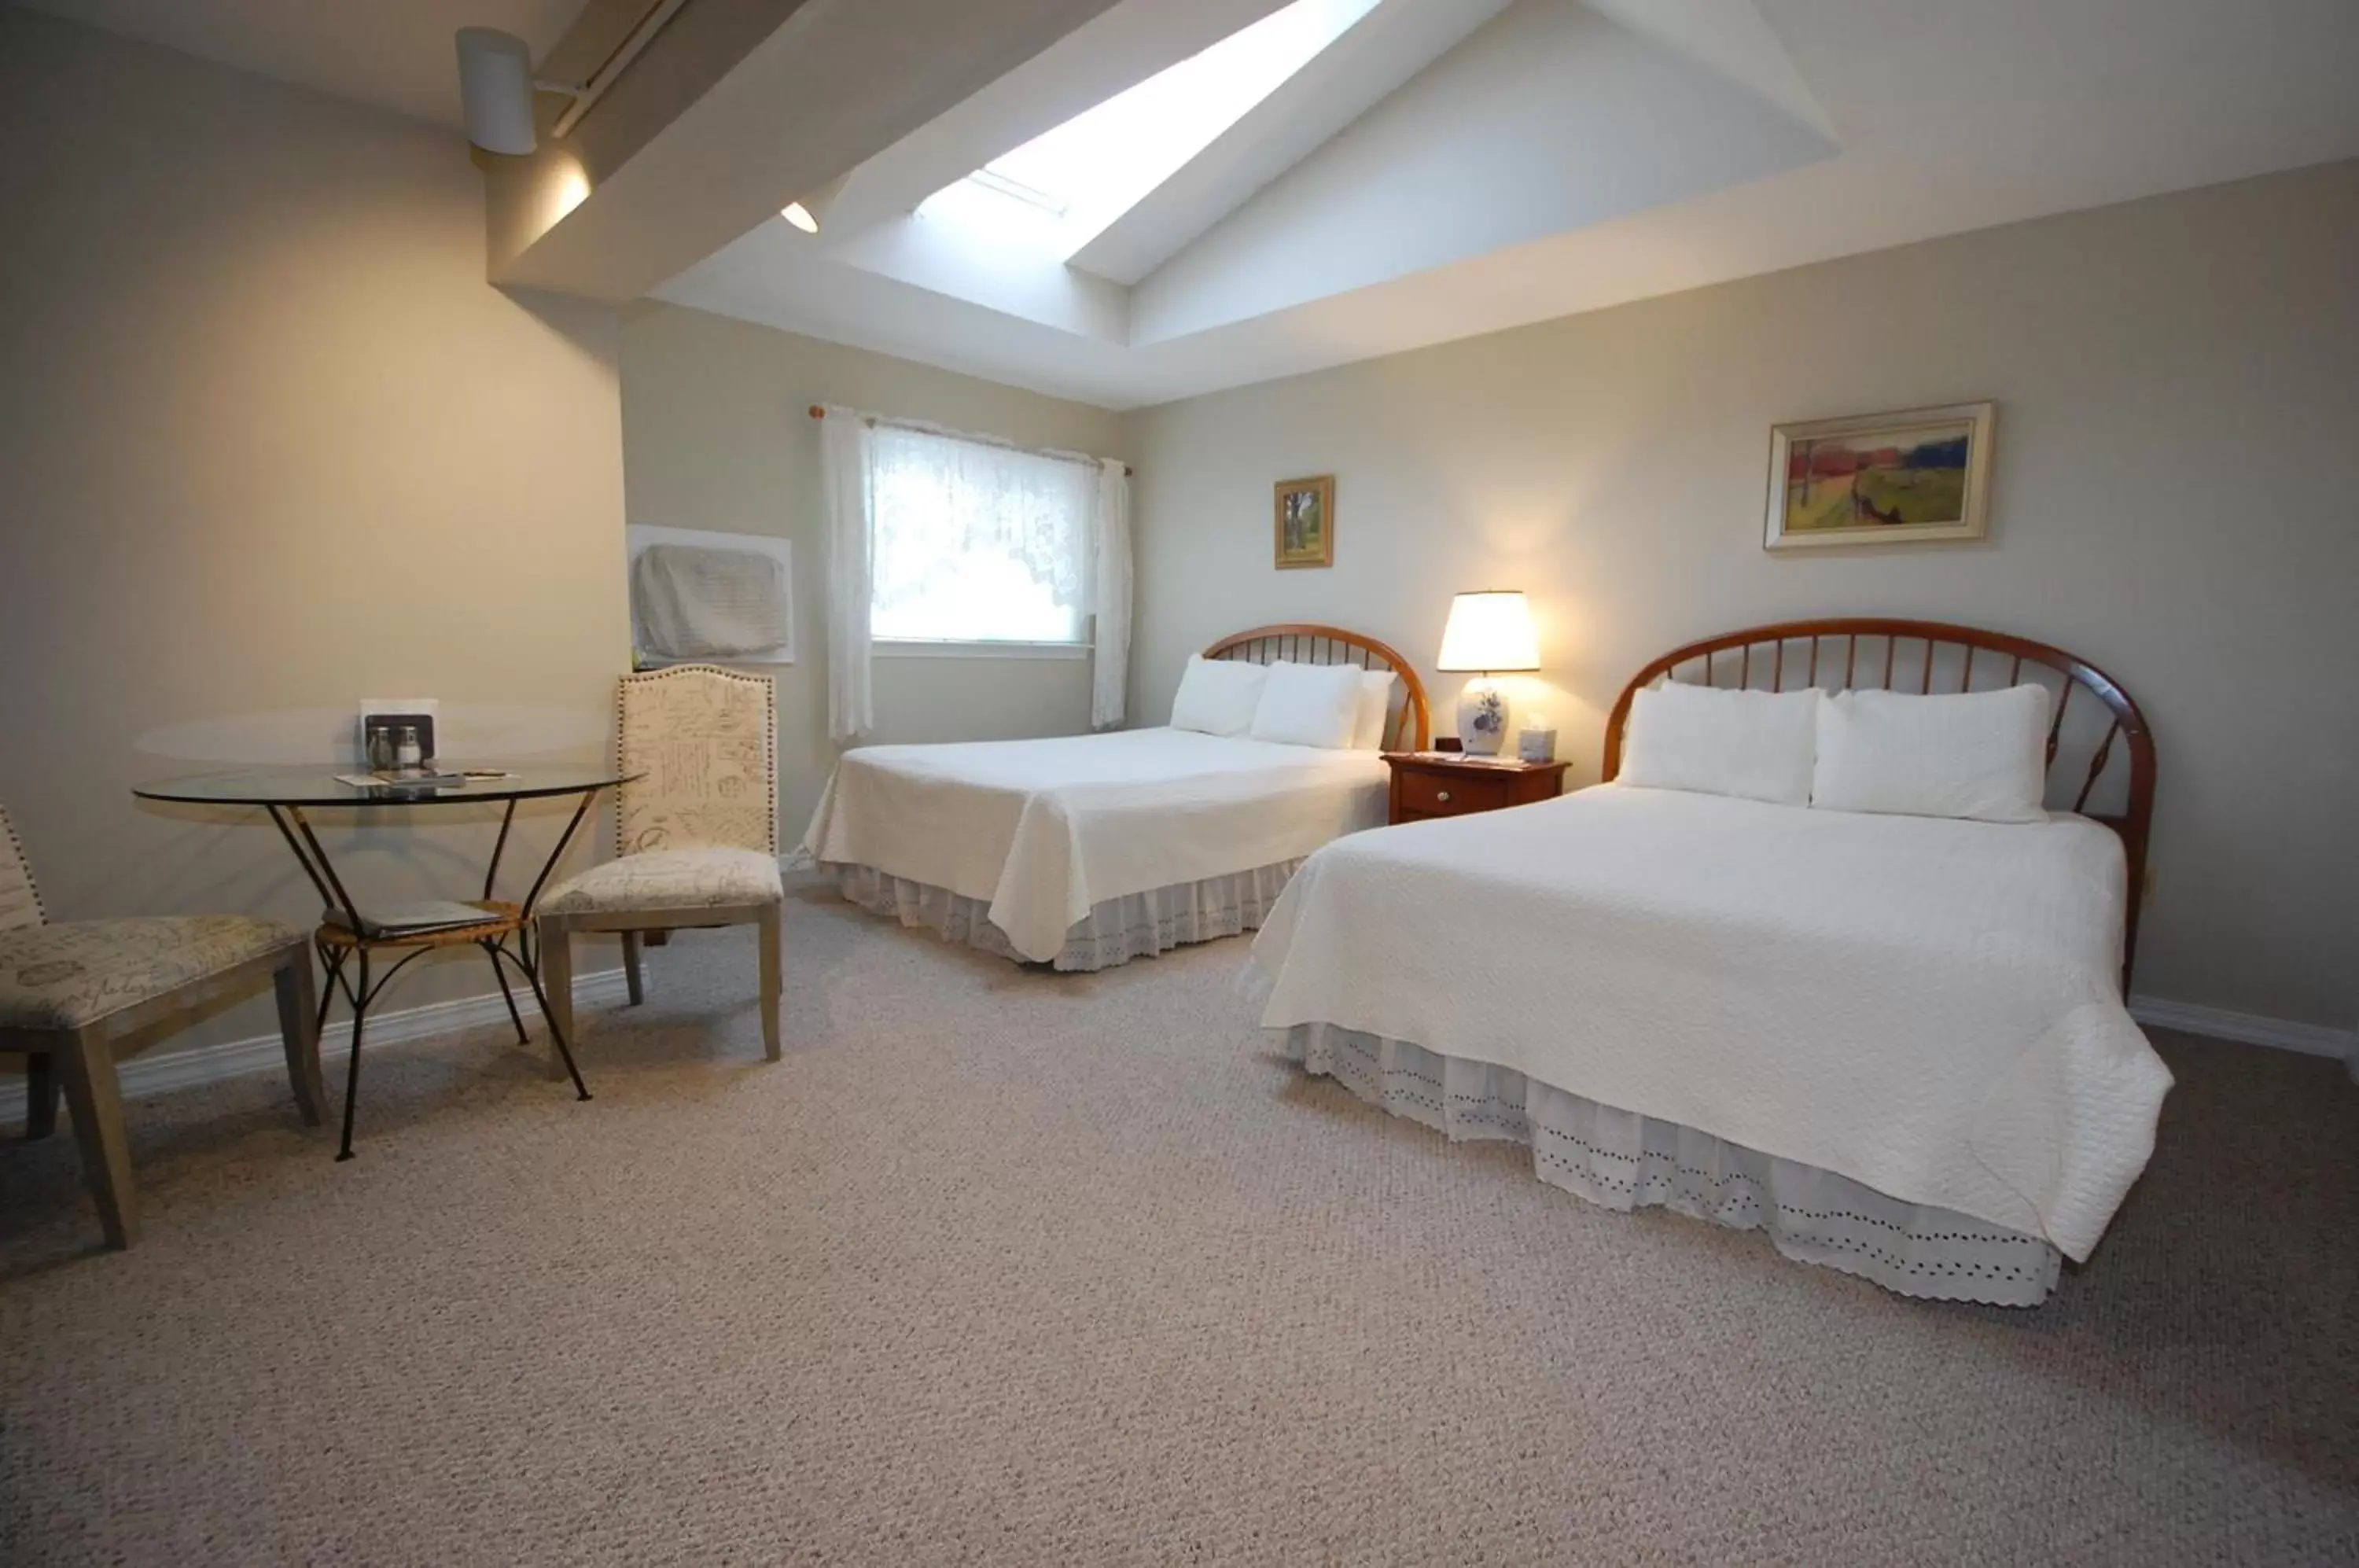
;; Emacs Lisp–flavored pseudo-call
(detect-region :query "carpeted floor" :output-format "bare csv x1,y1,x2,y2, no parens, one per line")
3,885,2355,1566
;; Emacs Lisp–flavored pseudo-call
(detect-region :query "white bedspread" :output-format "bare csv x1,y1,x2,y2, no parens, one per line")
1251,785,2173,1261
801,728,1389,962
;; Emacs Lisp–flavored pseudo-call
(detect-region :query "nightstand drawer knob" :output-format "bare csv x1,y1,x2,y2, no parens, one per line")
1435,789,1452,803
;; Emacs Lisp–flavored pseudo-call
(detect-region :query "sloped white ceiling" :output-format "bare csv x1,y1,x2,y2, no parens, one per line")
657,0,2359,408
1128,1,1835,344
1069,0,1515,287
1582,0,1835,141
800,0,1297,251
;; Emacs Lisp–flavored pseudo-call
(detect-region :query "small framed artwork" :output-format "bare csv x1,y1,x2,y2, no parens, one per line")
1273,475,1335,569
1765,401,1994,550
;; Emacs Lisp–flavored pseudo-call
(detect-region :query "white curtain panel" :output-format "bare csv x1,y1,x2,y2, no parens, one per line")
819,407,875,742
1090,458,1132,729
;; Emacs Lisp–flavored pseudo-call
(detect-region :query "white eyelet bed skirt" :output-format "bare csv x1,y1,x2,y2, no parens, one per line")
832,859,1305,972
1286,1022,2064,1306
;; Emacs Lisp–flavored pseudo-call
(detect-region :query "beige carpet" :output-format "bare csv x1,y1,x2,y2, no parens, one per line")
3,885,2355,1565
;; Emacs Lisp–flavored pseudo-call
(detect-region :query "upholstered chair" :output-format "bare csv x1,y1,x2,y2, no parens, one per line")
535,666,783,1066
2,803,324,1248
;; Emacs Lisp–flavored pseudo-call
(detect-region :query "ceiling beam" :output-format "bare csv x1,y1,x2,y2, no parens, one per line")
487,0,1129,300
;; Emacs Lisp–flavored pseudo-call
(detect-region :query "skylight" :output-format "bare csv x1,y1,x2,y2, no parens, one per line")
920,0,1381,259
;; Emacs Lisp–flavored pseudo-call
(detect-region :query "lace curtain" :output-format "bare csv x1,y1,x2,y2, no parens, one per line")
870,425,1095,644
819,411,1131,741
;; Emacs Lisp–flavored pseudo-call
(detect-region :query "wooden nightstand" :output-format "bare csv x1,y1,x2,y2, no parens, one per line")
1382,752,1570,826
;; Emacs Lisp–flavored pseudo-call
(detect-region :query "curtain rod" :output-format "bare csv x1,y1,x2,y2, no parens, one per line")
810,404,1132,478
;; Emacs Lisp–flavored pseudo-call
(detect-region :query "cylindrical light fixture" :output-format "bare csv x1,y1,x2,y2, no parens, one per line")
1435,590,1540,755
456,28,537,156
781,173,852,234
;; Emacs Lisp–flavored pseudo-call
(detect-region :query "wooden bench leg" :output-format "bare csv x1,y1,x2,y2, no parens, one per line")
274,951,326,1128
757,904,782,1062
57,1029,138,1249
620,930,645,1006
25,1051,61,1140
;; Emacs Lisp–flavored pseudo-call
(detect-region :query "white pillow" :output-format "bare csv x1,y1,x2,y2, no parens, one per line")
1168,654,1268,737
1811,685,2051,823
1618,683,1816,806
1249,660,1365,749
1349,669,1398,750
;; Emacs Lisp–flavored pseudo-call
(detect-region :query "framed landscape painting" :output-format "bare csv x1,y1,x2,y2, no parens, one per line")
1273,475,1334,569
1765,401,1994,550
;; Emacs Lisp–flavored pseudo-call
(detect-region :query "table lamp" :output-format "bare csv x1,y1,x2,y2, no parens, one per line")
1435,590,1540,755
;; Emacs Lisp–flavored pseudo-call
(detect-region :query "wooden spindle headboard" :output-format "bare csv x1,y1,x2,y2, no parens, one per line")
1204,624,1432,751
1603,618,2156,977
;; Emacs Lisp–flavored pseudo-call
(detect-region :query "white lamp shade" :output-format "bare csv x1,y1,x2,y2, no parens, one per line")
456,28,536,156
1436,591,1540,672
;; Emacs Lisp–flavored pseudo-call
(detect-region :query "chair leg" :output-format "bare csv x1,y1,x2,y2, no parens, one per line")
334,950,371,1162
315,946,341,1040
620,930,646,1006
484,939,531,1045
513,948,591,1103
537,920,575,1081
57,1029,138,1249
274,951,327,1128
757,904,782,1062
25,1051,61,1140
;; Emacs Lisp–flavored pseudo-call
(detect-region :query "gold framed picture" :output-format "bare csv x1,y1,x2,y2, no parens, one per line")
1765,401,1995,550
1274,475,1334,569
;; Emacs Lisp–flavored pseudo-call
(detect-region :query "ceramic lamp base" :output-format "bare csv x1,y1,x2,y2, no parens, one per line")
1456,676,1508,756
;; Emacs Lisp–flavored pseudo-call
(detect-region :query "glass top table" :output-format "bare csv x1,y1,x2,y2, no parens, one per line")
133,763,641,1160
133,766,637,807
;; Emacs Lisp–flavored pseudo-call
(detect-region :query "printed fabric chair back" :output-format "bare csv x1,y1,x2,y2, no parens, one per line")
0,803,47,932
613,666,778,857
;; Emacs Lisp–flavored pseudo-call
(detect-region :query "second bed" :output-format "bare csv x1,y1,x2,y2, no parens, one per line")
800,625,1430,970
1250,618,2173,1305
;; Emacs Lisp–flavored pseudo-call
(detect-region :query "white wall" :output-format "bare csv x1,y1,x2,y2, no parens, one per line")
0,13,629,1063
1121,158,2359,1030
618,302,1126,835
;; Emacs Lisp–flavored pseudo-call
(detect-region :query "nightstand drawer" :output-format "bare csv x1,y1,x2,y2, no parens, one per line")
1382,753,1568,826
1397,769,1510,815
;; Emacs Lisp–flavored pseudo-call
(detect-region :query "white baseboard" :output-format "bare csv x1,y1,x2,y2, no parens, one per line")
2129,994,2357,1073
0,969,629,1121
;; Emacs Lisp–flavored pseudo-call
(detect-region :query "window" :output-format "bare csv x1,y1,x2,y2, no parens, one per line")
870,424,1096,646
916,0,1382,259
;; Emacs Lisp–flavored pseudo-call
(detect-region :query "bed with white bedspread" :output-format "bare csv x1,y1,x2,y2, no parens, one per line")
802,626,1429,970
1250,618,2171,1304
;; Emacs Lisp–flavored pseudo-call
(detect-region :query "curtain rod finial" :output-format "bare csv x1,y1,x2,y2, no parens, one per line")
808,405,826,420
